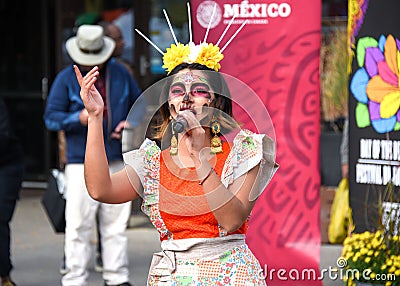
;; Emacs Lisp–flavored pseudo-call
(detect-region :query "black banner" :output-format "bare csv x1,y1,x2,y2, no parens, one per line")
349,0,400,231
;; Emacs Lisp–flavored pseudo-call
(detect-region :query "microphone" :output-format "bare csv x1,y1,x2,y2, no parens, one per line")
173,116,187,133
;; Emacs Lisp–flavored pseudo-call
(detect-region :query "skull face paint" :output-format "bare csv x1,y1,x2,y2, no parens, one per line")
168,70,214,119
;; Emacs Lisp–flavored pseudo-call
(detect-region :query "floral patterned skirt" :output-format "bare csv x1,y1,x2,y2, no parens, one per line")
147,243,266,286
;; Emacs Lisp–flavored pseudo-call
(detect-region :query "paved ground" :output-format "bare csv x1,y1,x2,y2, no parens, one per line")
10,189,160,286
9,189,343,286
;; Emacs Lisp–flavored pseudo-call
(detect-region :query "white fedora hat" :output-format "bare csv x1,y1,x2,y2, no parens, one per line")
66,25,115,66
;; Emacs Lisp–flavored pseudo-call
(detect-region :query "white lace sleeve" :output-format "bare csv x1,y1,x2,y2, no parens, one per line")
122,139,153,185
221,130,279,201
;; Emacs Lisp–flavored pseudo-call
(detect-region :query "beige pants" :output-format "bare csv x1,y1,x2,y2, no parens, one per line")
62,162,131,286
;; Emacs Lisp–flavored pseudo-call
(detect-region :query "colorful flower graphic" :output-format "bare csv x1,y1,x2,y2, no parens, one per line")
351,34,400,133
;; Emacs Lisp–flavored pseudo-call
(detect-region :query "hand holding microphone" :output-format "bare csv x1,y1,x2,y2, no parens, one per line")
173,110,197,133
173,115,188,133
172,109,207,155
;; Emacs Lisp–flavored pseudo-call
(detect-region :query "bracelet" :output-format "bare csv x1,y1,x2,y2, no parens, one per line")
198,167,214,185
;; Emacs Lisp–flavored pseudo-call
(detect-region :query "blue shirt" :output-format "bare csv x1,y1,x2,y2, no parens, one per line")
43,58,146,164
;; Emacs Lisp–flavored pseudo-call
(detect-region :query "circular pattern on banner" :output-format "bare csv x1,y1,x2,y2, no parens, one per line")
196,1,222,29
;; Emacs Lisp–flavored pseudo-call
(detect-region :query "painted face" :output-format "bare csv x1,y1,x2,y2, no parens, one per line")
168,70,214,119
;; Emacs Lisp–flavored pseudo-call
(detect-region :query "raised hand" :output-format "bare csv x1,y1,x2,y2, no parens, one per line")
73,65,104,117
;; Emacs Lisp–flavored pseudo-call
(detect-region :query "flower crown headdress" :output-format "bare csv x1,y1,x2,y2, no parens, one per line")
135,3,247,74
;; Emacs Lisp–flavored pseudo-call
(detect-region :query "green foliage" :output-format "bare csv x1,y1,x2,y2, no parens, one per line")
321,26,349,123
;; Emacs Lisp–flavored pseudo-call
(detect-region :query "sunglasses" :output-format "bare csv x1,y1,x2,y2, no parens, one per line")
169,83,211,99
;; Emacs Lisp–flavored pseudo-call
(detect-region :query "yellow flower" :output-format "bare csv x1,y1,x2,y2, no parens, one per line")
162,43,190,74
161,42,224,74
389,266,396,273
344,252,353,259
195,43,224,71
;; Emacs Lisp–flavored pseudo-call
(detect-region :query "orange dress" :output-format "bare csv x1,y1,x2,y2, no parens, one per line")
159,141,247,240
123,129,278,285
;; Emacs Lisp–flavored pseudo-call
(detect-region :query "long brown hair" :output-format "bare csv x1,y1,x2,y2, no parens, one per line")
153,63,238,142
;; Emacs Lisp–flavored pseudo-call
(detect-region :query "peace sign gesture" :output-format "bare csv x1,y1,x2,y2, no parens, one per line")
73,65,104,117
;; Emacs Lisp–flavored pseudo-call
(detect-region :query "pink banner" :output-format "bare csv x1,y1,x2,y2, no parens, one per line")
192,1,322,285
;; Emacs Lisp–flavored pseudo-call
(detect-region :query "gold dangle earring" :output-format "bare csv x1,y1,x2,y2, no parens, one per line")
210,116,223,154
170,118,178,156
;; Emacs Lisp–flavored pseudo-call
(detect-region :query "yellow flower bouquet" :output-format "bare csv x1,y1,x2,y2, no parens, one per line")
341,183,400,286
341,230,399,285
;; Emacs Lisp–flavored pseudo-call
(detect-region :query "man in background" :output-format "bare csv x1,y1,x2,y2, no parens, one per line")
44,24,145,286
99,21,134,77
